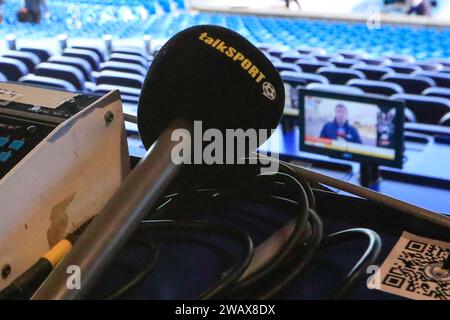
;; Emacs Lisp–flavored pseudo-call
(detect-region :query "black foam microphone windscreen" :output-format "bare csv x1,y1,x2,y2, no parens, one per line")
138,24,285,149
31,25,285,300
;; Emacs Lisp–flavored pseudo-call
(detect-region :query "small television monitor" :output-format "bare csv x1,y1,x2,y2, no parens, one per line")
298,89,404,168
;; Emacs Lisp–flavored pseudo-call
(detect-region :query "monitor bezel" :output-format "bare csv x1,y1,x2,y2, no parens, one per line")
298,88,405,169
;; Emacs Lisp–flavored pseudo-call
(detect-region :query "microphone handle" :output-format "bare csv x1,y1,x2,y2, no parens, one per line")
32,118,191,300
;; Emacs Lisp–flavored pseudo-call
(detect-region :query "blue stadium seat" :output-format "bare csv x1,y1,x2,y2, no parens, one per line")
335,50,367,59
306,83,364,95
2,51,40,72
112,48,146,58
280,71,329,86
94,84,141,98
267,48,288,58
317,67,366,85
313,54,343,62
441,68,450,74
347,79,404,96
430,59,450,67
100,61,147,77
416,62,443,71
273,62,301,73
381,74,435,95
387,63,421,74
280,51,302,63
120,95,140,104
0,72,6,82
63,48,101,71
351,65,394,81
19,47,51,62
359,57,391,66
108,53,148,68
34,63,86,91
391,94,450,124
329,58,360,69
414,71,450,88
296,47,326,56
439,112,450,126
48,55,93,82
295,60,334,73
19,74,77,92
422,87,450,99
72,46,105,63
383,54,415,63
264,53,282,64
0,57,28,81
96,71,144,89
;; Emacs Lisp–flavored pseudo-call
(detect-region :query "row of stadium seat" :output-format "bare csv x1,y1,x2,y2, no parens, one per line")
1,38,450,127
0,9,449,61
0,44,151,105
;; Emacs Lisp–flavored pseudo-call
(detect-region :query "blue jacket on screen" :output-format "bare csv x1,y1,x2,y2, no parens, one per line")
319,120,363,144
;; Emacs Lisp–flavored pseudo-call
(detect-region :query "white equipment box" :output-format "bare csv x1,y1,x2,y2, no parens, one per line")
0,83,130,290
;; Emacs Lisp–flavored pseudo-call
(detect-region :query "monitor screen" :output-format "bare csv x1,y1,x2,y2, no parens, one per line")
298,89,404,168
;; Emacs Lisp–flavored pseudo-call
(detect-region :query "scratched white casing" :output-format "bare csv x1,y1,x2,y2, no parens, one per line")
0,89,130,290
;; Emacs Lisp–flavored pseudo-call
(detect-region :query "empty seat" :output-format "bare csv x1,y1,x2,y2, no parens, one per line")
34,63,85,91
347,79,404,96
263,53,282,64
281,52,316,63
441,68,450,74
19,74,77,92
93,84,140,104
317,67,366,85
267,48,288,58
0,57,28,81
429,59,450,67
48,55,92,81
93,84,141,97
306,83,364,95
391,94,450,124
112,48,145,58
96,71,144,89
351,65,394,81
381,74,435,94
295,60,334,73
280,71,329,86
414,71,450,88
335,50,367,59
63,48,101,71
422,87,450,99
439,112,450,126
280,51,301,63
120,95,140,104
330,58,361,69
313,54,343,62
72,45,105,62
296,46,326,56
273,62,301,73
415,62,443,71
387,63,421,74
2,51,40,72
358,57,391,66
383,54,415,63
108,53,148,68
19,47,51,61
0,72,6,82
100,61,147,77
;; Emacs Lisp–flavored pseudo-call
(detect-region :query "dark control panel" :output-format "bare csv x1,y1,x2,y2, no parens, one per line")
0,115,55,180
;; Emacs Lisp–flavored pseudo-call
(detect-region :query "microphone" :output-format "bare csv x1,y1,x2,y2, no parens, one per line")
31,25,285,299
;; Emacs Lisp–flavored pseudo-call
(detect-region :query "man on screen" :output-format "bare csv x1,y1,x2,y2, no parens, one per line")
319,104,362,144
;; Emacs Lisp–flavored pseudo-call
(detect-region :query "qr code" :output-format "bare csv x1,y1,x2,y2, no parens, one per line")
379,232,450,300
